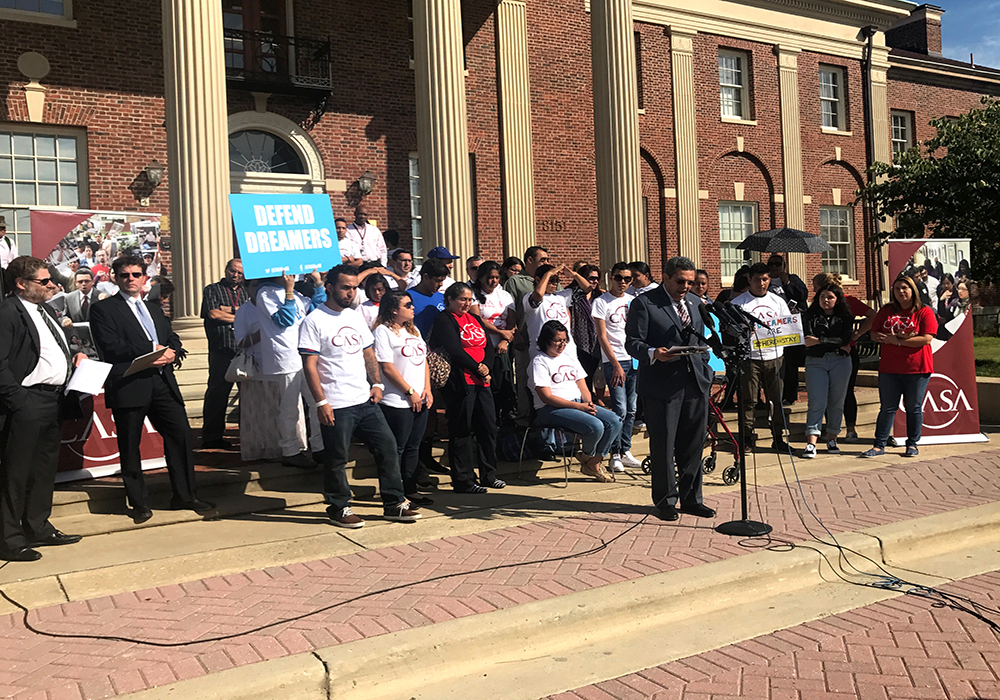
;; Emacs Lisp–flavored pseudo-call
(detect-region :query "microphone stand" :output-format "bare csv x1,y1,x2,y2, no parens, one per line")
713,321,772,538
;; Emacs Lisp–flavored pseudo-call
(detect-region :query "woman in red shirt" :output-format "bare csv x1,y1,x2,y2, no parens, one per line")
861,275,937,458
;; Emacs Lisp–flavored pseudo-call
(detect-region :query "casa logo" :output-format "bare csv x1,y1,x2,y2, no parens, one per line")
748,304,781,327
918,373,972,430
331,328,365,353
460,321,487,344
608,305,628,325
882,313,918,336
400,337,427,365
545,303,569,321
552,365,579,383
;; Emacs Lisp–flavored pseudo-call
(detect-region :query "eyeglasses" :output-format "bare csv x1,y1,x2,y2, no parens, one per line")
552,338,568,345
613,275,632,282
587,276,600,283
118,272,144,279
26,277,54,286
402,302,414,308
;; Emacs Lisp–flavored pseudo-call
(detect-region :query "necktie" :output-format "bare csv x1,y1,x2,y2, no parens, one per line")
135,299,160,345
39,306,72,383
676,298,691,327
81,295,89,319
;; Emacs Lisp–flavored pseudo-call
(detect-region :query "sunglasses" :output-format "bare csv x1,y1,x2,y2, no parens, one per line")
118,271,144,279
613,275,632,282
402,302,414,308
587,276,600,283
26,277,54,286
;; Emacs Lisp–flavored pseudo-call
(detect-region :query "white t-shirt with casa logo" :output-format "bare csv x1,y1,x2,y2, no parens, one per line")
298,305,374,409
530,351,585,410
731,290,792,362
591,291,632,363
373,324,428,409
478,287,515,347
523,289,576,358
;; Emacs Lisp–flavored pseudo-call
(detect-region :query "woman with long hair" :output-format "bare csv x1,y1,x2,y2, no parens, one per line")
372,291,434,505
567,263,603,394
470,261,517,424
862,275,937,458
800,284,854,458
531,321,621,483
429,282,504,493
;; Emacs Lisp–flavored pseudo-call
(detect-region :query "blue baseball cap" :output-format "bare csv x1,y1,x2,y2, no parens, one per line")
427,246,459,260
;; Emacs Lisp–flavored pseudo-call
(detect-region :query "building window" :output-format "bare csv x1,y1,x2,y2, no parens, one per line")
635,32,644,110
408,153,423,262
719,50,749,120
890,110,913,157
407,0,414,63
0,129,85,256
820,207,853,276
819,66,846,130
719,202,756,278
229,130,305,174
0,0,71,22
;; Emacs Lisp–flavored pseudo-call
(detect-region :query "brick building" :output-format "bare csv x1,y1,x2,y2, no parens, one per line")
2,0,999,401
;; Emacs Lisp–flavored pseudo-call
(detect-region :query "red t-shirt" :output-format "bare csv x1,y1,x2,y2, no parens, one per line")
453,311,488,385
874,305,937,374
845,294,874,347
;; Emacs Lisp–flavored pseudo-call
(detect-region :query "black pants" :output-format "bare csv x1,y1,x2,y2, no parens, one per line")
202,347,236,444
113,374,198,510
577,349,602,395
380,404,429,494
0,387,60,551
782,345,805,403
445,384,498,489
643,371,708,510
843,346,861,428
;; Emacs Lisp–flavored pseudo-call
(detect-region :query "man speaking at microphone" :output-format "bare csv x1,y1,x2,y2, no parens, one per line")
625,256,715,522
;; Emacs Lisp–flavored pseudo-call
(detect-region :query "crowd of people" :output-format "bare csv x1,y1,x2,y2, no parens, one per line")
0,203,983,559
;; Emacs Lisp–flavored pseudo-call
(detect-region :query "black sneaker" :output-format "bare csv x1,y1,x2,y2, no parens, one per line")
771,440,794,455
485,478,507,489
330,507,364,529
384,502,422,522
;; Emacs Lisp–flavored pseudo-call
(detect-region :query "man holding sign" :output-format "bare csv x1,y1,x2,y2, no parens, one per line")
732,262,795,455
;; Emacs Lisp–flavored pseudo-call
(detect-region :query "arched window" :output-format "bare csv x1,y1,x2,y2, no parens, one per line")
228,129,305,174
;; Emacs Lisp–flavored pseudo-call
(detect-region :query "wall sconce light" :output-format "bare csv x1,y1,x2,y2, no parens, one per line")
145,160,165,188
356,170,376,196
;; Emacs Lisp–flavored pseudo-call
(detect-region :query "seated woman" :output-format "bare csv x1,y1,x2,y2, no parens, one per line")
530,320,621,483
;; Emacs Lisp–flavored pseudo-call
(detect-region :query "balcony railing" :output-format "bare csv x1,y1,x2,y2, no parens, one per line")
224,29,332,93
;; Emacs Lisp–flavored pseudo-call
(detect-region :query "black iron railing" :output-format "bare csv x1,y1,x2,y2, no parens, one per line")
223,29,332,92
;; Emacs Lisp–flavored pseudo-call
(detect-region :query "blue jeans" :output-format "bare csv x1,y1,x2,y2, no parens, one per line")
319,401,404,513
804,353,852,437
536,402,622,458
874,373,931,448
602,361,637,454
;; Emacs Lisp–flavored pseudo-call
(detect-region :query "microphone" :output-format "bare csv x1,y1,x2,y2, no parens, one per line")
724,301,769,330
697,302,725,355
710,301,745,330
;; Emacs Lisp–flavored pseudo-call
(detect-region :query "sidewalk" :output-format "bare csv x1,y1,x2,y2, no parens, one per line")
0,442,998,700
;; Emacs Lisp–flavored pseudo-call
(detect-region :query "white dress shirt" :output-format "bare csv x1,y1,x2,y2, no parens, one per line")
344,222,387,266
0,235,17,269
20,298,70,387
120,291,158,350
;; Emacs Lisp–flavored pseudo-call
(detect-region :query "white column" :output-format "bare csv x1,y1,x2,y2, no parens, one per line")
591,0,645,269
669,27,700,267
496,0,536,259
777,45,806,278
162,0,231,321
413,0,476,262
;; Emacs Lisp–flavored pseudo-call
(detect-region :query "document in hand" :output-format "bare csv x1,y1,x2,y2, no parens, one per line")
65,358,113,395
123,347,170,377
666,346,708,355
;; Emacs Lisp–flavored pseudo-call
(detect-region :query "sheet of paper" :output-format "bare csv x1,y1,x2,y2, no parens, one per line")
65,358,113,395
123,347,169,377
666,345,708,355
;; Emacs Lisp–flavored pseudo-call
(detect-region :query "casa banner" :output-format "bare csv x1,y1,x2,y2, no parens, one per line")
229,193,342,279
887,239,986,444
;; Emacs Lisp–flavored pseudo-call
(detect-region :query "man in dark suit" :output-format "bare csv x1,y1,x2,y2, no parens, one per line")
90,254,213,524
625,256,715,522
0,256,85,561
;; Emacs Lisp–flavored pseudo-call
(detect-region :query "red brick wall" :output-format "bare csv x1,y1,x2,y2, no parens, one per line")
887,76,993,146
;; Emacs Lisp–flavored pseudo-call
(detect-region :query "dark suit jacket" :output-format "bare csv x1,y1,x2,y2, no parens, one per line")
625,286,713,398
89,292,184,409
0,295,82,417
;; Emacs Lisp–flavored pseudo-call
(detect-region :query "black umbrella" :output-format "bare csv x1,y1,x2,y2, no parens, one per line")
736,227,832,254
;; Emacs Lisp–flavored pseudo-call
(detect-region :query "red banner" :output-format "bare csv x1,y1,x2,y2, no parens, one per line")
886,239,985,444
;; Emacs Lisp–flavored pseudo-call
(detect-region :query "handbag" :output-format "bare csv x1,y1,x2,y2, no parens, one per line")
225,350,257,382
426,347,451,389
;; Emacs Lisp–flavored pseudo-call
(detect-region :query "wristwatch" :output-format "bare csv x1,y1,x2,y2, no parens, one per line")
406,387,416,396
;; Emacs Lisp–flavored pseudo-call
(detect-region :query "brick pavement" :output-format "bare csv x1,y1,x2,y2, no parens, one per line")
2,450,999,700
544,570,1000,700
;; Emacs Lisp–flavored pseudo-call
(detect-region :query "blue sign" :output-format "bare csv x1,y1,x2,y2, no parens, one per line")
229,193,342,279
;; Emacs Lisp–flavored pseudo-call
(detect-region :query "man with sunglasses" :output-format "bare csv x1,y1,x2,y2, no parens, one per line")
0,256,85,561
90,255,213,524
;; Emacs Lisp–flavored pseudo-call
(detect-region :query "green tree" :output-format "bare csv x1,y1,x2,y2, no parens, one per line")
859,97,1000,283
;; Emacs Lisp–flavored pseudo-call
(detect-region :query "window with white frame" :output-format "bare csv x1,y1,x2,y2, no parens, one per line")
820,207,853,276
0,129,86,256
408,153,423,262
0,0,72,22
890,110,913,157
719,50,749,120
819,66,846,130
719,202,756,277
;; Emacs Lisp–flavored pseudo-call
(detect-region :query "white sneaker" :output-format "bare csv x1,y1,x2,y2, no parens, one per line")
619,451,642,469
608,455,625,473
801,444,816,459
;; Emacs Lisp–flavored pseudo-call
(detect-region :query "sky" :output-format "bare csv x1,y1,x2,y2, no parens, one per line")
938,0,1000,68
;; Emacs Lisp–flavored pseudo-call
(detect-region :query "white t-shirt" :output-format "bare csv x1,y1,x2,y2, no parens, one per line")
297,305,374,409
626,282,659,297
233,303,261,362
338,237,363,262
591,291,632,363
478,286,515,347
522,289,576,358
359,300,380,329
373,325,428,409
530,351,584,410
731,290,792,362
256,284,309,375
